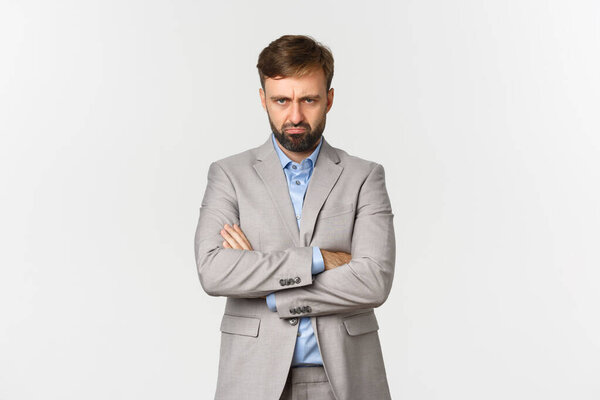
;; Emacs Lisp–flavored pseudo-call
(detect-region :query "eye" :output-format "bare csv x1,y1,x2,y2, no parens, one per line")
305,98,314,104
276,99,287,105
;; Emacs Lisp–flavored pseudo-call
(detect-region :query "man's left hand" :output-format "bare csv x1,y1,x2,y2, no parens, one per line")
221,224,266,298
220,223,253,250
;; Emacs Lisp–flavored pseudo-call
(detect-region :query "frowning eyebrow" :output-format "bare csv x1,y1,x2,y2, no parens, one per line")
270,94,322,101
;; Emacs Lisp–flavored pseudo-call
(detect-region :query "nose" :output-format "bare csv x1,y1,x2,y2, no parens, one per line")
289,101,304,125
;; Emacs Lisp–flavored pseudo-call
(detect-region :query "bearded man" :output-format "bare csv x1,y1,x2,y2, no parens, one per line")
194,34,395,400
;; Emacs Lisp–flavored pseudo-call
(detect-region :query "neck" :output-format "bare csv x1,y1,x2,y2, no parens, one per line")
275,138,321,164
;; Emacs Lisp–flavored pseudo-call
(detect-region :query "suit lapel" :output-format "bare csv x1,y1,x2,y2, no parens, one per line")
253,136,301,246
252,134,343,247
299,139,343,246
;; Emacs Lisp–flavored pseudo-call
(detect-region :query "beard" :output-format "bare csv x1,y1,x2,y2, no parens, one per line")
268,111,326,153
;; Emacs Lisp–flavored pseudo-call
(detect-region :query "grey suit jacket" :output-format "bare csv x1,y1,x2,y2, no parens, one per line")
194,134,395,400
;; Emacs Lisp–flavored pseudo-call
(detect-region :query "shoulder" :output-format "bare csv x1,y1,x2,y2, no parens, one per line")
209,143,264,172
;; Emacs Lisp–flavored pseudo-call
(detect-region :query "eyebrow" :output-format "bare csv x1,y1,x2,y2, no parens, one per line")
270,94,322,101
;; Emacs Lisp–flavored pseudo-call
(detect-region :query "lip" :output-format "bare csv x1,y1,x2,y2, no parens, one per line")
285,129,306,134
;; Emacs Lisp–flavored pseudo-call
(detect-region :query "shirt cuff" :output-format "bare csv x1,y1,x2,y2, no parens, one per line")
266,292,277,312
311,246,325,275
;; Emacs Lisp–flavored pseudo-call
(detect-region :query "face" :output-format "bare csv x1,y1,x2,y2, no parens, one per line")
259,68,334,153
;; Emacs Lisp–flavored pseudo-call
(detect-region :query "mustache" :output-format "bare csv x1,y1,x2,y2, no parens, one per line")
282,122,311,131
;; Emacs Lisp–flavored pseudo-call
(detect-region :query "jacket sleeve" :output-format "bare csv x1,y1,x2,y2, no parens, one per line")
194,161,314,298
271,163,396,317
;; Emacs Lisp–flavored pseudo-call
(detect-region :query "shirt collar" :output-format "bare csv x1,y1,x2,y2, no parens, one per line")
271,132,323,170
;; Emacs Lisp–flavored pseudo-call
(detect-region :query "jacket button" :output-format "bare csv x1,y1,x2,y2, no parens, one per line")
301,306,308,313
289,318,298,326
279,279,286,286
306,306,312,313
289,308,296,314
294,277,301,284
287,278,294,285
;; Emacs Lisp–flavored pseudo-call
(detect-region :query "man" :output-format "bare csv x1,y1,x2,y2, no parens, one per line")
194,34,395,400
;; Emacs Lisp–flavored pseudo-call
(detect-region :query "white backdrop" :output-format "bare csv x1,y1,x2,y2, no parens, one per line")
1,1,599,399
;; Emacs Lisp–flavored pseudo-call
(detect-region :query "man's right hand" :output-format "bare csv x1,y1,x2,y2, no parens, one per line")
321,249,352,271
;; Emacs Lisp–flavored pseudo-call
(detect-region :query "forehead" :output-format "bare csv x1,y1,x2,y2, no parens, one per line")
264,69,327,96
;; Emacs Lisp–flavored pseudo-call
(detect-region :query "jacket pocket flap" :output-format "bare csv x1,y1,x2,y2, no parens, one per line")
343,311,379,336
319,202,355,219
220,314,260,337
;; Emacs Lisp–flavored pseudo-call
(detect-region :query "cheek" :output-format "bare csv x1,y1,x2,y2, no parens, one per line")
273,115,286,128
266,108,284,126
308,108,327,126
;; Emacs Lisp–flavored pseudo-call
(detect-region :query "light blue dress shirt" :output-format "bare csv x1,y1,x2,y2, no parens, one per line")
265,132,325,366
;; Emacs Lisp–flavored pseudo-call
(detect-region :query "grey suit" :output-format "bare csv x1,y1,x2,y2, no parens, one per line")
194,134,395,400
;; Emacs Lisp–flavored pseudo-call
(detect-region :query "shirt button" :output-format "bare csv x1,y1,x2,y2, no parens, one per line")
292,165,297,169
295,180,300,185
296,215,301,220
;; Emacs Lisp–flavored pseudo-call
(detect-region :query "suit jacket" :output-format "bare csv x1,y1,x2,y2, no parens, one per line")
194,134,395,400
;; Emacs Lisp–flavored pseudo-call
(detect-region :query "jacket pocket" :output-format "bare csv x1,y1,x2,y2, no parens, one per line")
319,202,355,219
220,314,261,337
342,310,379,336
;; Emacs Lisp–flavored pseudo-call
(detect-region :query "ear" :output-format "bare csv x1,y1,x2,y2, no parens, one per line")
259,88,267,111
325,88,334,113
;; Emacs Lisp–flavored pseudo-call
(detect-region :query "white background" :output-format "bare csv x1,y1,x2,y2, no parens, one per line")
1,1,599,399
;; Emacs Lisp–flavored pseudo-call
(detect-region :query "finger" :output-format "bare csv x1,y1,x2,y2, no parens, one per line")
222,226,248,250
220,230,237,249
342,252,352,263
224,224,251,250
221,228,242,249
233,224,253,250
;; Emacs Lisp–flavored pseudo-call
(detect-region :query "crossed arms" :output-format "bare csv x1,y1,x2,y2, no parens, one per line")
219,223,351,303
194,161,395,318
219,223,351,272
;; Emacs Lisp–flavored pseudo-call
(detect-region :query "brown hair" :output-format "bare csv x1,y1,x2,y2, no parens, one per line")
256,35,334,91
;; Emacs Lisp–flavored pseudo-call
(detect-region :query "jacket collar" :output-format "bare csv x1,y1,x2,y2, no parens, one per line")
253,133,343,246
